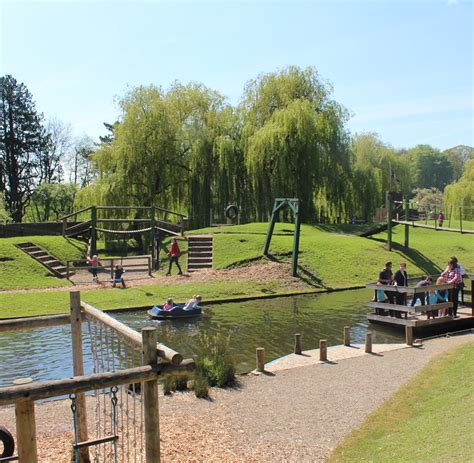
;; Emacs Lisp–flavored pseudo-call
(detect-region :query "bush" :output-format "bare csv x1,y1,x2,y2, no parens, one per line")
192,373,209,398
194,332,236,388
162,374,190,395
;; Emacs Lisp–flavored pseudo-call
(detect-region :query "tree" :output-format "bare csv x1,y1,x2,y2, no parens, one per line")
68,135,96,187
0,192,11,223
411,187,444,215
38,118,72,183
408,145,454,191
444,159,474,220
30,182,78,222
0,75,49,222
443,145,474,181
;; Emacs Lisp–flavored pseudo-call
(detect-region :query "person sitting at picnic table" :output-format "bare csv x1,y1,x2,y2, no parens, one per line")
184,295,202,311
410,276,432,307
162,298,174,311
112,264,126,288
441,256,462,317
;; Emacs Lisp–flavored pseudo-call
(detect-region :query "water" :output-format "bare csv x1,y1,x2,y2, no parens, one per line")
0,289,403,387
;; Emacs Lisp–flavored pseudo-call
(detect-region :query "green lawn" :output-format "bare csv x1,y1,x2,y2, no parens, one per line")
0,278,315,318
328,341,474,463
0,236,86,290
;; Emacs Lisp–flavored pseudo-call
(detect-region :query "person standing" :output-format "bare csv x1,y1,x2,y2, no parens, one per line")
166,237,183,276
393,262,408,306
441,256,462,317
437,211,444,227
87,255,100,282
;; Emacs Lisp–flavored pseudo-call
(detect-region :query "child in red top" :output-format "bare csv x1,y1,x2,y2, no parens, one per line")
166,238,183,276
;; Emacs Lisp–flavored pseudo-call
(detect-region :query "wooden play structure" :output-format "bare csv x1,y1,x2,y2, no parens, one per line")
0,291,194,462
61,206,188,262
263,198,301,277
366,275,474,333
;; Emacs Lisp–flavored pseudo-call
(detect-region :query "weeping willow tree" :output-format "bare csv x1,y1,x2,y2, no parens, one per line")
241,66,352,222
444,159,474,220
349,133,410,221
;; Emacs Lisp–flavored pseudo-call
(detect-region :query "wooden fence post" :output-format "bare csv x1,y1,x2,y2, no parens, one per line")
343,326,350,346
15,398,38,463
294,333,302,355
70,291,89,463
148,256,152,276
143,327,161,463
256,348,265,372
365,332,372,353
405,326,414,346
319,340,327,361
110,258,114,281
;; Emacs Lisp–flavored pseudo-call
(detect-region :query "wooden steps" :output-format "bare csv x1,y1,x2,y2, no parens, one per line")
15,242,70,278
187,235,213,272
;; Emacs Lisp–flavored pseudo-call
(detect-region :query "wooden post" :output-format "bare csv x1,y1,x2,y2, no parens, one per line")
404,198,410,249
143,327,160,463
405,325,413,346
148,256,152,276
70,291,90,463
90,206,97,257
150,206,156,268
343,326,350,346
386,192,392,251
292,201,301,277
459,206,463,233
110,258,114,280
434,206,437,230
471,279,474,317
62,217,67,237
294,333,302,355
365,332,372,353
319,340,327,361
66,261,70,280
256,347,265,372
16,398,38,463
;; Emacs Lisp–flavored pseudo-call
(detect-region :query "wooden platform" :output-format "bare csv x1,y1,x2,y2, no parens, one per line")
367,306,474,330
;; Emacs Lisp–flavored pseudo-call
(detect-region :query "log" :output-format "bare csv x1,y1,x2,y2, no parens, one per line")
0,361,195,406
81,302,183,365
294,333,302,355
256,348,265,372
365,332,372,353
319,340,327,361
343,326,350,346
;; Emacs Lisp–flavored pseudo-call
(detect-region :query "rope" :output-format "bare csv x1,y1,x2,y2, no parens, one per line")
95,227,153,234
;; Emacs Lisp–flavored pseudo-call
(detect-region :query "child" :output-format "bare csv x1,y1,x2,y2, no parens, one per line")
162,298,174,311
112,264,126,288
87,255,100,282
184,295,202,311
166,238,183,276
435,276,449,317
411,276,432,307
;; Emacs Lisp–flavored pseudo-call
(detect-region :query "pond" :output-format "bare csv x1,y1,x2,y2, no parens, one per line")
0,289,403,387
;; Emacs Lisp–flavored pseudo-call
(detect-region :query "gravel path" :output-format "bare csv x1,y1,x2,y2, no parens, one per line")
0,334,472,462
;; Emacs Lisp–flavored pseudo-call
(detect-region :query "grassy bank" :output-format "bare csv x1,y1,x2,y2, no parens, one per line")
0,236,85,290
328,341,474,462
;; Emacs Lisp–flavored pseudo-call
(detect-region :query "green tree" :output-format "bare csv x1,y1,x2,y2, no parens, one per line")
444,159,474,220
242,66,351,222
443,145,473,181
0,75,50,222
411,187,444,215
29,182,78,222
408,145,454,191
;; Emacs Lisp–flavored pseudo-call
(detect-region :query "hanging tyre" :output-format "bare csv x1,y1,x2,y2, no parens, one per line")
225,205,239,220
0,426,15,458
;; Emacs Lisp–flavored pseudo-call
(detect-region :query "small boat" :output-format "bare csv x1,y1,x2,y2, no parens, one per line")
147,304,202,320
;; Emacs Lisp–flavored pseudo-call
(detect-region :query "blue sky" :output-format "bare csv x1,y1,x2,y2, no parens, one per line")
1,0,472,150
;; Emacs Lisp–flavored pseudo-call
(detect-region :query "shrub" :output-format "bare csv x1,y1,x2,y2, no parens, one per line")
192,373,209,398
163,376,174,395
194,332,236,388
162,374,190,395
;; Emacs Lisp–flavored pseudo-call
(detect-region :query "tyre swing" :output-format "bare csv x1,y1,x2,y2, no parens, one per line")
0,426,15,459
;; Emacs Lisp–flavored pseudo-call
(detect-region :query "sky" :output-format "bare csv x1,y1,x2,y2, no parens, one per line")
1,0,473,151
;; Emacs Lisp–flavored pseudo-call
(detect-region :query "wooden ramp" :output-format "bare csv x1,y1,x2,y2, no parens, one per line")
15,242,69,278
187,235,213,272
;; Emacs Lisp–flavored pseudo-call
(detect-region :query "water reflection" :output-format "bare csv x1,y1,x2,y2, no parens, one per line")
0,289,403,386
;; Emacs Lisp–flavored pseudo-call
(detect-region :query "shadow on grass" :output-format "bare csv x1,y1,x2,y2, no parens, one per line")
369,237,442,276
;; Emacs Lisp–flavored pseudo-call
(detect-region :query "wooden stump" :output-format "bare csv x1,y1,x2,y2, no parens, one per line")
319,340,327,361
294,333,302,355
365,332,372,353
344,326,350,346
405,326,414,346
256,348,265,372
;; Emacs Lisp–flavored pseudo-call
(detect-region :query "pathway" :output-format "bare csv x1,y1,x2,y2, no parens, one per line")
0,334,472,462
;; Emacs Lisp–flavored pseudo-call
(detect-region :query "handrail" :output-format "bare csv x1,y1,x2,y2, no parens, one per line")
0,360,195,405
366,283,454,294
61,206,93,221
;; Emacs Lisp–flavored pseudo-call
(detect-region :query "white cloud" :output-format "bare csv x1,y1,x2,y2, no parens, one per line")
447,0,459,6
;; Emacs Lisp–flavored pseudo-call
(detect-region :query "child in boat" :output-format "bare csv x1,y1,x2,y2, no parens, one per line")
162,298,174,311
184,295,202,311
435,276,449,317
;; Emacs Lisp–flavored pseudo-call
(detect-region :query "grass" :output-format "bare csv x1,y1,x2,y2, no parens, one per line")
0,236,86,290
0,278,313,318
327,341,474,463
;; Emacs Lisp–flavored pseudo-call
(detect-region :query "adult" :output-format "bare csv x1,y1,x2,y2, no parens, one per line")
378,261,395,304
166,238,183,276
184,295,202,311
410,276,432,307
437,211,444,227
112,264,126,288
393,262,408,306
441,256,462,317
